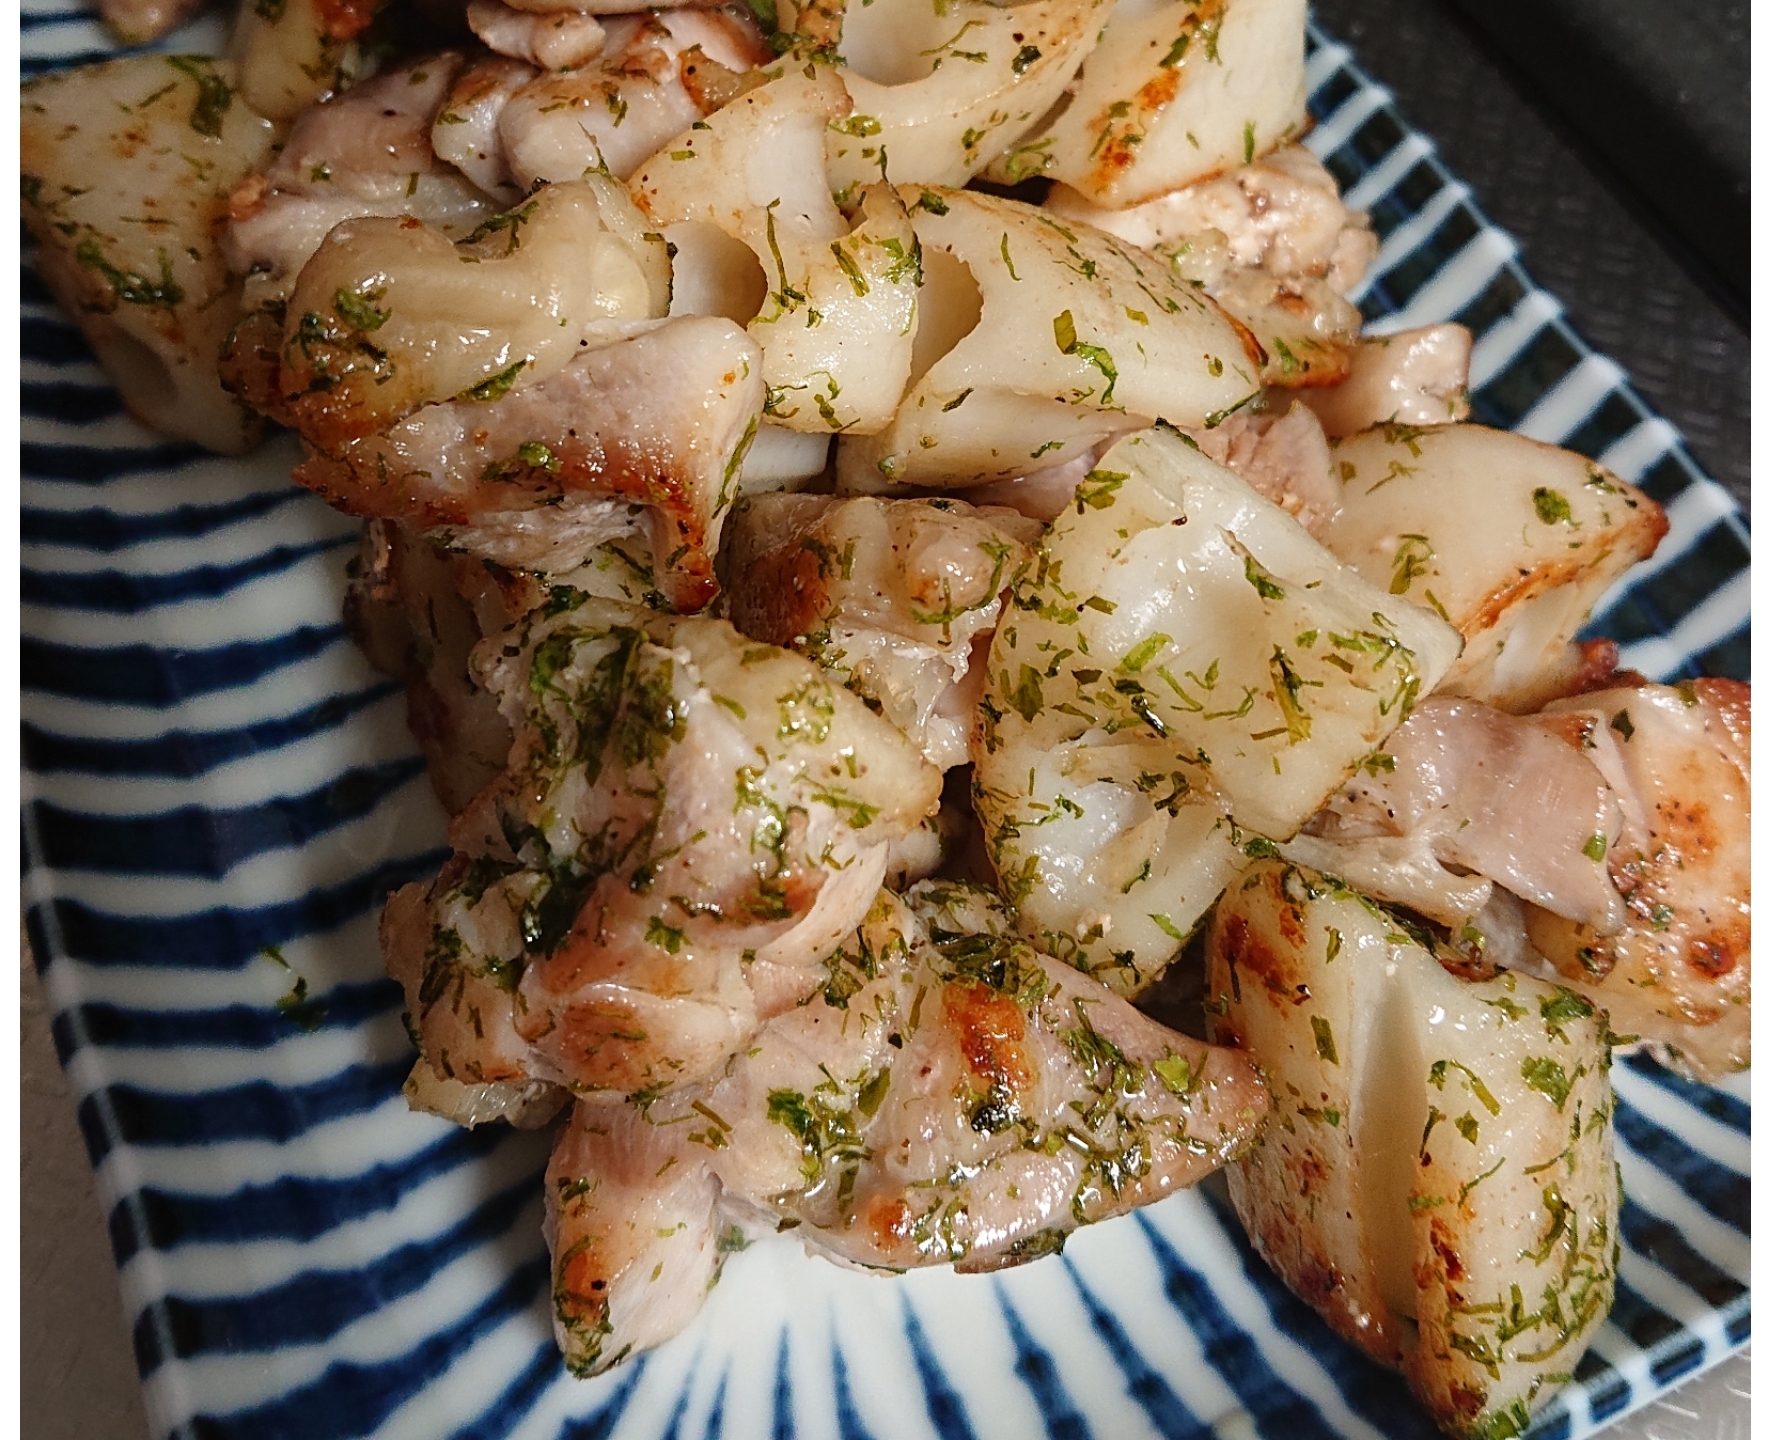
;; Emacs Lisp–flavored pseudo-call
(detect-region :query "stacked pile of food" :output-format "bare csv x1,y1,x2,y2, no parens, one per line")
22,0,1748,1432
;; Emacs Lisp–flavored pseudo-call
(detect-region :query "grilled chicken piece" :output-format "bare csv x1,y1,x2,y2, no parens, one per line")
467,0,607,70
546,1103,726,1375
432,54,538,203
224,54,504,309
344,522,519,816
1290,696,1627,934
384,598,941,1101
745,883,1270,1268
1523,680,1750,1079
544,882,1269,1373
344,515,683,816
1300,324,1473,437
265,179,666,448
497,8,771,187
227,315,760,610
721,495,1042,769
1183,401,1342,537
1287,681,1750,1080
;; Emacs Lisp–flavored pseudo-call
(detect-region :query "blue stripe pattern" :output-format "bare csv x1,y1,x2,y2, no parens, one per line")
658,1346,705,1440
22,682,404,779
902,1299,976,1440
51,979,401,1055
190,1256,552,1440
1192,1190,1457,1440
22,625,350,703
21,534,354,610
1611,1098,1751,1233
1620,1051,1749,1133
21,487,309,549
26,847,448,968
21,437,215,480
1135,1214,1348,1440
135,1177,540,1367
449,1341,589,1440
771,1331,796,1440
107,1125,524,1261
21,379,125,422
829,1336,881,1440
79,1060,412,1154
995,1286,1091,1440
31,758,427,878
1059,1253,1212,1439
20,8,1748,1440
22,314,102,363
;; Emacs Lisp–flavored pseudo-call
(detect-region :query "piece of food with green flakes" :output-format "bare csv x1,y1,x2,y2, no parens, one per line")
1048,142,1377,390
720,493,1042,769
249,177,669,451
227,316,764,611
230,0,384,124
466,0,606,74
1283,694,1628,934
972,422,1462,993
813,0,1107,190
401,1053,568,1132
344,517,687,819
1523,680,1751,1081
1320,422,1668,714
21,55,280,453
1298,323,1474,437
630,66,923,436
984,0,1307,208
222,53,511,312
491,8,773,189
383,597,942,1108
1208,859,1619,1440
544,880,1270,1374
835,186,1264,489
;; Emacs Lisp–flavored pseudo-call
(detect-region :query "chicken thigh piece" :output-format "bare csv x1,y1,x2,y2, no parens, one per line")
1299,325,1473,436
546,1101,726,1375
1048,144,1378,389
228,315,761,611
345,516,679,817
721,495,1042,769
224,53,505,309
1289,696,1628,935
1524,680,1751,1079
543,882,1270,1373
384,597,941,1103
1289,683,1751,1081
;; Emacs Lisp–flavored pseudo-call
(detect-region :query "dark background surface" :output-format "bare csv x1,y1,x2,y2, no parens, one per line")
1310,0,1750,517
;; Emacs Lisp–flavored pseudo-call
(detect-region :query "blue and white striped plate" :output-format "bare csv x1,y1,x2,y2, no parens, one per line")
22,8,1750,1439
